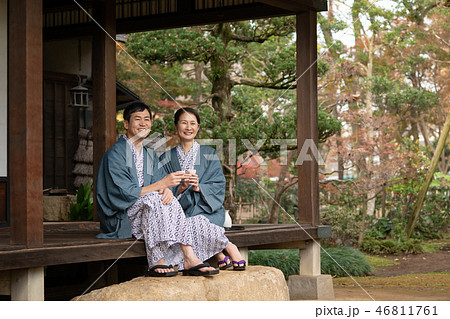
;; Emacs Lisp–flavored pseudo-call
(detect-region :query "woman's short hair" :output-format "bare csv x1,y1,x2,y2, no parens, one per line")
123,101,152,122
174,107,201,125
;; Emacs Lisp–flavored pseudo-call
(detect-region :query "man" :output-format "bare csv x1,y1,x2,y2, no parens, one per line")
96,101,226,276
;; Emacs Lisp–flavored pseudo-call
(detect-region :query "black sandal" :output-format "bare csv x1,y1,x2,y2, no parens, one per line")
182,262,219,276
232,260,246,271
145,264,178,277
218,256,233,270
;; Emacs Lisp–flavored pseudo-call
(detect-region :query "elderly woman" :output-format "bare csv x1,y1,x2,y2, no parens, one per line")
96,102,229,276
160,107,246,270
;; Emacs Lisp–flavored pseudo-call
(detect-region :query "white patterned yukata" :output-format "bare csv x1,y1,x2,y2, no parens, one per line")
124,135,229,269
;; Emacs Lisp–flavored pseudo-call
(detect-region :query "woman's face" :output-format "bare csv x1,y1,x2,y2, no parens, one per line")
176,111,200,142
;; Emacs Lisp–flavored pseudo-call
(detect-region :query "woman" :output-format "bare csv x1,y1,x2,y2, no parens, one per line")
96,101,228,276
160,107,246,270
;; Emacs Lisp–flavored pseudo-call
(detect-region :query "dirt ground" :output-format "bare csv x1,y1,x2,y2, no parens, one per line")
333,250,450,301
334,286,449,301
373,251,450,276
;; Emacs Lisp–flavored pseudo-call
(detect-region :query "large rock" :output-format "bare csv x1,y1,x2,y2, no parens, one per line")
73,266,289,301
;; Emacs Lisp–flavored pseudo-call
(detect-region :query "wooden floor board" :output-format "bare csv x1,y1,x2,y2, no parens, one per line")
0,222,320,271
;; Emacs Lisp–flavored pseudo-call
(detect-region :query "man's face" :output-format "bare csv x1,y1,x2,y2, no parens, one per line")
124,109,152,140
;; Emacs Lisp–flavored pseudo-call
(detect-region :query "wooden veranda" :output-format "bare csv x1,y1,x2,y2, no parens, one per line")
2,0,330,300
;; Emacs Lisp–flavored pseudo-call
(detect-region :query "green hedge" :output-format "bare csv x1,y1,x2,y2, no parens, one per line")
360,237,424,255
249,247,372,279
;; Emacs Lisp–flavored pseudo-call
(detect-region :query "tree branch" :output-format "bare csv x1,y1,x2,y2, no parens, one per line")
230,75,296,89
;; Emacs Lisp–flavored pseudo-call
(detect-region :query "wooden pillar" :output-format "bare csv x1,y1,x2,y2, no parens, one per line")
11,267,44,301
8,0,43,247
92,0,116,220
299,240,321,276
296,11,319,226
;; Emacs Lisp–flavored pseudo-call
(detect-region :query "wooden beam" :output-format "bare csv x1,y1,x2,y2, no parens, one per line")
0,224,322,271
258,0,327,12
0,241,146,271
8,0,44,247
92,0,116,220
43,3,292,40
117,4,291,34
296,11,319,226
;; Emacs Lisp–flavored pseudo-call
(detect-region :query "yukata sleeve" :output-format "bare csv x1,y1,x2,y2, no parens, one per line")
149,150,167,183
158,151,180,194
101,148,142,213
197,150,226,214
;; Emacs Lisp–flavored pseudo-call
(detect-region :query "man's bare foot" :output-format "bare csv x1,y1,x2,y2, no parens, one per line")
151,259,176,274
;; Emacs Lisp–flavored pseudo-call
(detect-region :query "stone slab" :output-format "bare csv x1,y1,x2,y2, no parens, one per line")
288,274,335,300
72,266,289,301
43,195,76,221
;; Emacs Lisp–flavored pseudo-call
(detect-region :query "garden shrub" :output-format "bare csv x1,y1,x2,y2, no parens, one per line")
320,207,361,245
360,237,424,255
249,247,372,279
321,246,373,277
249,249,299,279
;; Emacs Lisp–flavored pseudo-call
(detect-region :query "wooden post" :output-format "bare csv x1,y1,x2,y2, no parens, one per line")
238,247,249,264
8,0,43,247
92,0,116,220
299,240,321,276
11,267,44,301
296,11,319,226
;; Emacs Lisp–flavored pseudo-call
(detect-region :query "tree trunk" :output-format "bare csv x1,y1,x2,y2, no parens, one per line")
358,196,368,245
193,62,204,104
268,150,296,224
381,186,386,217
224,165,237,223
406,110,450,238
365,37,376,217
210,23,233,123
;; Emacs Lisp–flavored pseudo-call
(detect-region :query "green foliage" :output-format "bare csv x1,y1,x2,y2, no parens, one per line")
249,247,372,279
249,249,300,279
384,172,449,241
321,247,373,277
69,181,93,221
320,205,362,246
371,75,439,114
360,237,424,255
318,108,342,143
364,217,393,239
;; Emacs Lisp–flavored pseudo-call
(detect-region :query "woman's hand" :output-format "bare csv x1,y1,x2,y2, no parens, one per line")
159,188,173,205
188,173,200,192
177,171,191,194
160,171,185,189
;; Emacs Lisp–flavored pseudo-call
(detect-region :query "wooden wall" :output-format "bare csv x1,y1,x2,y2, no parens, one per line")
0,179,6,223
43,72,80,193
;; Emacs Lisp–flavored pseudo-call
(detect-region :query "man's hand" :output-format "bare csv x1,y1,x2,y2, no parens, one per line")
161,171,185,189
159,188,173,205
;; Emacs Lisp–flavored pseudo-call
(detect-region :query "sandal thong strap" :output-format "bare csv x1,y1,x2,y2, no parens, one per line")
218,256,230,266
